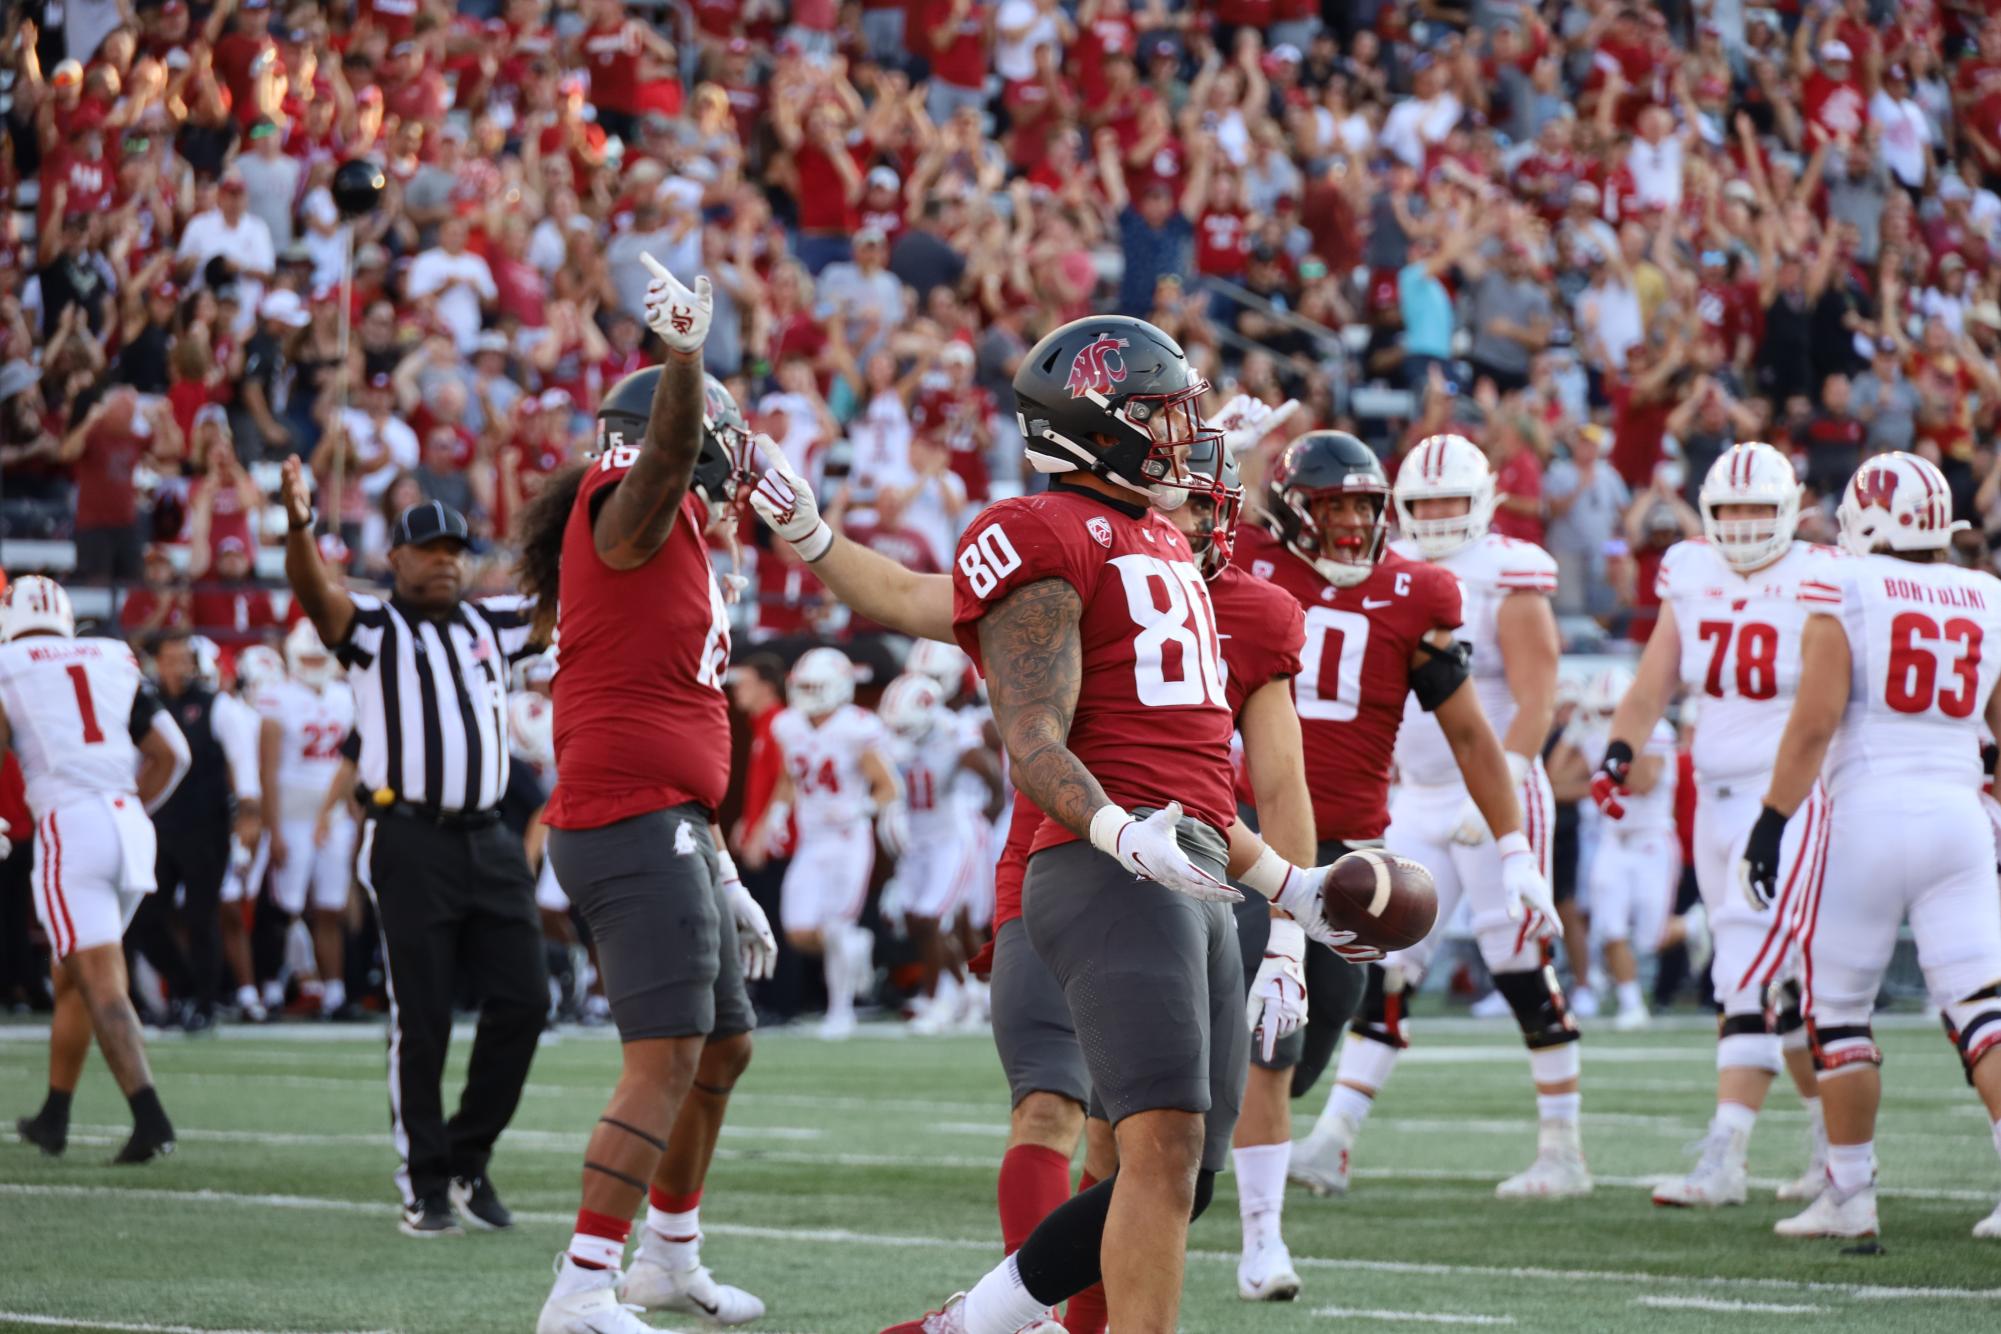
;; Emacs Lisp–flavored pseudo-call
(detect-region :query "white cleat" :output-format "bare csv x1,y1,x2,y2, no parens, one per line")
1651,1127,1749,1207
1776,1120,1829,1202
1496,1122,1593,1200
622,1257,765,1325
1470,990,1513,1019
1237,1237,1302,1301
818,1010,857,1041
1775,1183,1877,1238
1613,1004,1652,1032
1569,987,1600,1019
1289,1118,1356,1197
1974,1201,2001,1238
539,1256,680,1334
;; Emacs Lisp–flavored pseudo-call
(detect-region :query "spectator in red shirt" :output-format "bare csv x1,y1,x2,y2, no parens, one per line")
775,97,867,274
918,0,989,125
1800,38,1869,145
188,535,277,646
577,0,676,143
212,0,278,127
59,387,182,584
727,653,790,864
1488,417,1546,548
185,411,263,576
119,543,192,638
1607,336,1687,491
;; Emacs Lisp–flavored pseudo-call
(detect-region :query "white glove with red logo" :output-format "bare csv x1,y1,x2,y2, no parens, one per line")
1090,803,1240,903
639,253,713,355
748,434,835,561
877,798,910,858
1212,394,1300,460
1247,915,1309,1061
1498,831,1561,939
717,848,777,981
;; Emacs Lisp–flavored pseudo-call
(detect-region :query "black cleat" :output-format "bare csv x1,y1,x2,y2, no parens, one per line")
399,1195,464,1238
449,1174,514,1230
112,1130,175,1164
16,1115,66,1157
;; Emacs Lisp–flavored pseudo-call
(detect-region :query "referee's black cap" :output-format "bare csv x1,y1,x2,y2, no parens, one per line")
391,500,472,550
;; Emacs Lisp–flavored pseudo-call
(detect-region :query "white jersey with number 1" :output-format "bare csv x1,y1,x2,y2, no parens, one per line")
0,636,163,958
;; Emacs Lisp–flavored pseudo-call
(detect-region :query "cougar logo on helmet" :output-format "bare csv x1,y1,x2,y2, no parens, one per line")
1854,465,1899,512
1065,334,1131,399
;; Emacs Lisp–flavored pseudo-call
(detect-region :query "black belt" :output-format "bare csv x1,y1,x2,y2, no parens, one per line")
365,797,502,829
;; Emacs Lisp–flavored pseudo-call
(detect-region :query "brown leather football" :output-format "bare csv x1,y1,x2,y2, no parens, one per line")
1320,850,1438,951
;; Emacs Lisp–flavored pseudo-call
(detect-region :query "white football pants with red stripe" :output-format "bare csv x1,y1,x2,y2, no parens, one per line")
1691,779,1826,1029
1382,759,1557,979
31,793,157,960
1802,779,2001,1029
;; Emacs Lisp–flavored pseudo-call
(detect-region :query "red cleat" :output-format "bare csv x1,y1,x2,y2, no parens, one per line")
878,1294,967,1334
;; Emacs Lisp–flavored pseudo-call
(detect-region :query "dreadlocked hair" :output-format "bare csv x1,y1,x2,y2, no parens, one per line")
513,460,589,645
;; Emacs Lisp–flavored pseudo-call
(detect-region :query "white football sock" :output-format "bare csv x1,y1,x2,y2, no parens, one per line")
962,1253,1050,1334
822,936,853,1021
1234,1142,1289,1248
1991,1116,2001,1166
1801,1095,1826,1142
235,984,259,1011
1323,1083,1375,1131
1713,1100,1757,1138
1826,1141,1875,1197
322,979,346,1013
1537,1091,1581,1125
566,1231,626,1271
1615,979,1643,1012
644,1202,701,1271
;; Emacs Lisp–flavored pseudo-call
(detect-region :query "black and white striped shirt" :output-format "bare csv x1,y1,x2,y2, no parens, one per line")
334,592,537,814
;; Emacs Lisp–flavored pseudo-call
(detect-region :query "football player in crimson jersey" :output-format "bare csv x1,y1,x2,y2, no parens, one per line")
515,264,778,1334
747,326,1375,1331
1232,432,1567,1199
1594,443,1829,1208
1741,453,2001,1243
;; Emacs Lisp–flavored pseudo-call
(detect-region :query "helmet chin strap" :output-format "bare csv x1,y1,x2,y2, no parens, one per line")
1313,554,1375,587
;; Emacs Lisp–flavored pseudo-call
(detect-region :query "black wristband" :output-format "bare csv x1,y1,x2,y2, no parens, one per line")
1599,738,1635,781
289,508,316,533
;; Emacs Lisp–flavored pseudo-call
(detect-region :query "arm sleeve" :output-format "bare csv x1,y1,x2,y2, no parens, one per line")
127,681,164,745
144,710,194,815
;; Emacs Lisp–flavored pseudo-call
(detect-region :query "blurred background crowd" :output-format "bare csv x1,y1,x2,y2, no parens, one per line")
0,0,1993,1022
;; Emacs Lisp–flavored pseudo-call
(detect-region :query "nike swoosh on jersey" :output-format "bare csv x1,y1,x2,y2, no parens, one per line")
1362,598,1394,609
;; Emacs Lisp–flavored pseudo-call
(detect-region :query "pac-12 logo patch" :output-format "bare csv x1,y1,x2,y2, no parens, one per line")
1065,334,1130,399
1087,515,1113,547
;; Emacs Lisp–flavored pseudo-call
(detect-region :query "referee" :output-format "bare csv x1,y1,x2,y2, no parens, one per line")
280,457,548,1239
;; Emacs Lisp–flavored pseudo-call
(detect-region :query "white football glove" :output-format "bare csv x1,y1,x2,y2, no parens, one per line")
1451,752,1532,846
1497,830,1562,940
0,818,11,861
1243,849,1385,961
638,253,713,355
1212,394,1300,460
1247,915,1310,1061
748,433,835,561
756,799,792,861
717,848,777,981
1089,802,1240,903
877,798,910,858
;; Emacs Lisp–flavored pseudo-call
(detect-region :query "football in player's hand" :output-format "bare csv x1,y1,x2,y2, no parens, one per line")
1320,850,1438,951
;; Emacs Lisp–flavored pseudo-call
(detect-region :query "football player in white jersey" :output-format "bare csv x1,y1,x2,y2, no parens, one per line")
1744,451,2001,1241
2,576,191,1161
879,672,1001,1032
1298,433,1578,1200
1595,442,1829,1206
904,638,1002,968
1562,665,1678,1031
758,646,906,1039
255,620,358,1019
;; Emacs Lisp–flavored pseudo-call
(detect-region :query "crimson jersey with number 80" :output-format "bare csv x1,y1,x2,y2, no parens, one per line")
1232,526,1462,843
950,488,1237,855
1820,552,2001,797
544,451,733,830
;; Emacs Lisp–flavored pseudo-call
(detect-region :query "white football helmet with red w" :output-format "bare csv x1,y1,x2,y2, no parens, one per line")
1393,433,1496,559
1837,451,1968,555
1699,442,1801,572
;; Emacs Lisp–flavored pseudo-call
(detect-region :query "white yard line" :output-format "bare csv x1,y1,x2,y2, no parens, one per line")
1312,1308,1515,1325
1634,1295,1824,1314
0,1312,391,1334
6,1182,2000,1304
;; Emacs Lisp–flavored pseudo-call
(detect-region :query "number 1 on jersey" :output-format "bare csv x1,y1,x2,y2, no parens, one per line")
66,663,105,745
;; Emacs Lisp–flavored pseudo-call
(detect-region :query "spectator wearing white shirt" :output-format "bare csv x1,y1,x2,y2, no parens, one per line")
176,172,275,336
993,0,1073,83
405,218,498,355
336,374,422,501
815,227,907,360
1625,106,1687,212
1870,65,1932,190
1379,56,1461,168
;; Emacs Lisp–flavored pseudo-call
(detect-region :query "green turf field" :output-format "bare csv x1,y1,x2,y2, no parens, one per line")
3,1014,1999,1333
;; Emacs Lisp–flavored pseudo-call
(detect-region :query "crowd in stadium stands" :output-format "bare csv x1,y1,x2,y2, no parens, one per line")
2,0,2001,655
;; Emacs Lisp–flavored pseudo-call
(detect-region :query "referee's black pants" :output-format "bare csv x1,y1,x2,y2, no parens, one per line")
360,810,547,1207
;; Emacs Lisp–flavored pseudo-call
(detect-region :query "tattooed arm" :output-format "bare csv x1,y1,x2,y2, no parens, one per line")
978,578,1107,839
591,349,705,570
979,576,1235,901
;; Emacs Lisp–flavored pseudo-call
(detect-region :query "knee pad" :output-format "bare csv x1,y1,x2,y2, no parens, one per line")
1189,1167,1216,1222
1941,983,2001,1084
1346,963,1410,1051
1717,1012,1783,1074
1493,964,1579,1051
1807,1020,1882,1077
1772,978,1808,1050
